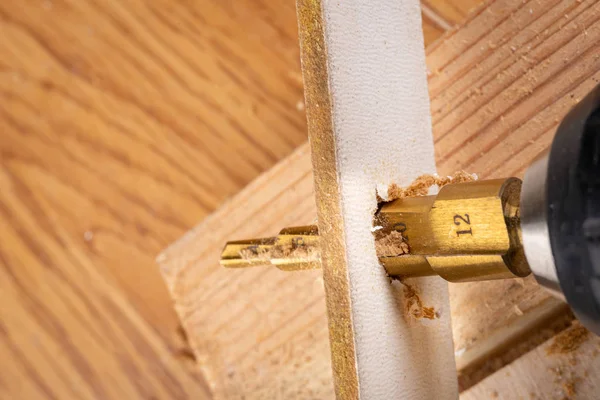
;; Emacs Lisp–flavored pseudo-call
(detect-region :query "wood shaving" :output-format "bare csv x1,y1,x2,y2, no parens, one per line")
549,365,582,399
403,282,436,320
385,170,476,201
239,246,271,260
375,231,409,257
562,379,578,397
239,244,319,261
546,323,590,355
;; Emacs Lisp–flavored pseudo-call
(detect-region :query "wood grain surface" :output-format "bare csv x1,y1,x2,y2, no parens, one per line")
0,0,466,399
463,322,600,399
159,0,600,398
0,0,304,399
421,0,481,43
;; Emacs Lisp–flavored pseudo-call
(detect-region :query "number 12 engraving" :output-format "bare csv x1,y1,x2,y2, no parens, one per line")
454,213,473,236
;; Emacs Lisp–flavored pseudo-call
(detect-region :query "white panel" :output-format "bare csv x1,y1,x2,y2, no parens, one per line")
322,1,458,398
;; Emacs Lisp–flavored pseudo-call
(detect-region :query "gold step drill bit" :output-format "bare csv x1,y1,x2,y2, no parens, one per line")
220,178,532,283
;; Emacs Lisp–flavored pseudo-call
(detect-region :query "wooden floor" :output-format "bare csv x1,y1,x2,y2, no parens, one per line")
0,0,479,398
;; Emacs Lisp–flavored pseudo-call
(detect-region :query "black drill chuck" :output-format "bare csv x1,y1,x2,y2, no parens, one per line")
521,85,600,335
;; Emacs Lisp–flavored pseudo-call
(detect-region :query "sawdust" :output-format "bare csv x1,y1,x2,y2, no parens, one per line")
562,379,578,397
549,365,582,399
546,322,591,400
385,170,476,201
402,282,436,320
375,230,409,257
546,323,590,355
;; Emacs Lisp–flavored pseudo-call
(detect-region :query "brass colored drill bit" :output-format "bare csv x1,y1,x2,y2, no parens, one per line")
220,225,320,271
220,179,532,282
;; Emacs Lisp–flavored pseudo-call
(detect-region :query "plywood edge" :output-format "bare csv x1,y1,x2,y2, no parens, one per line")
296,1,358,397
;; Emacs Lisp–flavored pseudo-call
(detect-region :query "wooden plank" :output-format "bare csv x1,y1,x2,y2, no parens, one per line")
462,322,600,399
452,280,570,390
159,145,327,398
159,0,600,397
422,0,481,26
422,0,483,45
297,0,457,398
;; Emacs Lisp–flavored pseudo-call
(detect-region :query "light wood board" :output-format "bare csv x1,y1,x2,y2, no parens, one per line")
159,0,600,397
159,145,327,398
463,322,600,399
